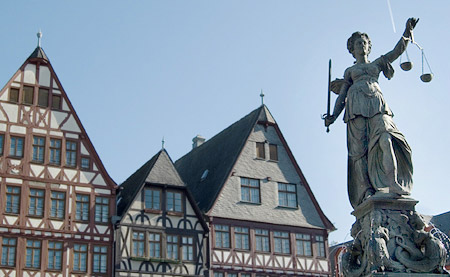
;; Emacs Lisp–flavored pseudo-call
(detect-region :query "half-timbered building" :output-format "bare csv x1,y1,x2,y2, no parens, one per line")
115,149,209,276
175,105,335,277
0,43,116,276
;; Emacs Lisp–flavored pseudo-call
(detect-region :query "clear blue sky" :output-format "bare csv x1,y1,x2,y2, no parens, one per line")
1,1,449,244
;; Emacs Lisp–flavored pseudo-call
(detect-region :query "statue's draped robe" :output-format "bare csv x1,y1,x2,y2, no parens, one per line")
343,56,413,208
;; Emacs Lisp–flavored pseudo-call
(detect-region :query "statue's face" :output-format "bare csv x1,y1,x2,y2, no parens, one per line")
353,37,370,57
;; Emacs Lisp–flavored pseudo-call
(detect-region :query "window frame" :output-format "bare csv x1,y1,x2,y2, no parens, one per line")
23,85,35,105
80,156,91,170
316,235,326,258
240,177,261,204
295,233,312,256
49,138,62,166
0,133,4,156
92,245,108,274
8,87,19,103
28,188,45,218
72,243,88,273
144,187,161,212
5,185,21,215
234,226,250,251
47,241,63,271
50,190,66,220
65,140,78,168
166,235,179,260
274,231,291,254
181,236,194,261
269,143,278,161
75,194,90,222
256,142,265,159
1,237,17,267
25,239,41,269
32,136,46,163
132,231,146,258
9,136,24,158
94,196,109,224
166,190,183,214
214,225,230,249
255,228,270,252
51,94,62,110
148,232,161,258
278,183,298,208
38,88,50,108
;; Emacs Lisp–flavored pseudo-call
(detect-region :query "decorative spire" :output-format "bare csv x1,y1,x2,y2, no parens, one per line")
37,30,42,48
260,89,265,105
162,136,165,149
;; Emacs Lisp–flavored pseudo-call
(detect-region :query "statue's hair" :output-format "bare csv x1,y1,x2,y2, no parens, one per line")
347,32,372,58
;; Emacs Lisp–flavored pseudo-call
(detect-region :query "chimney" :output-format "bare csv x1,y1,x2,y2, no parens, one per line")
192,135,206,149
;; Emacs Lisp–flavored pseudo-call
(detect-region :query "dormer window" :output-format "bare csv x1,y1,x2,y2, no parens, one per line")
256,142,265,159
269,144,278,161
144,188,161,211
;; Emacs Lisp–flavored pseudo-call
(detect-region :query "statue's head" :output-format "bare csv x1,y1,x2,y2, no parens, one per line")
347,32,372,58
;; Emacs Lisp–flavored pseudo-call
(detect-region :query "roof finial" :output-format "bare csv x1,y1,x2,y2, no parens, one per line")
260,89,265,105
162,136,165,149
37,30,42,48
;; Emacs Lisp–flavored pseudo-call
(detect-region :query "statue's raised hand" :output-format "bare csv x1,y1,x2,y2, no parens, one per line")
404,18,419,38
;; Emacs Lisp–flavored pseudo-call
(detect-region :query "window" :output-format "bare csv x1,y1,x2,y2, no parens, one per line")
81,157,90,170
316,235,326,257
5,186,21,214
144,188,160,210
92,245,107,273
274,231,290,254
278,183,297,208
240,178,260,204
48,241,63,270
215,225,230,248
29,188,45,217
269,144,278,161
1,237,16,266
49,139,61,165
167,235,179,260
167,191,182,212
38,88,49,107
52,94,61,110
256,142,265,159
25,240,41,268
182,236,194,261
228,274,238,277
50,191,65,219
32,136,45,163
0,134,4,156
10,136,24,157
66,141,77,167
132,231,145,257
149,233,161,258
73,244,87,272
255,229,270,252
23,86,34,105
214,273,224,277
241,274,251,277
95,196,109,223
234,227,249,250
296,234,312,256
9,88,19,103
75,194,89,221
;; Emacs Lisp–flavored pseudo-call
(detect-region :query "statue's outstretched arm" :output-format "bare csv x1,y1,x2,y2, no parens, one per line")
384,18,419,63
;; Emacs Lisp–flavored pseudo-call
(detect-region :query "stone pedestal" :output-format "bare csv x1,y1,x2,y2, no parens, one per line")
342,195,448,276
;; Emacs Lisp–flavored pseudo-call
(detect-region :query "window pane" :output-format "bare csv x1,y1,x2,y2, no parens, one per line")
0,134,4,156
23,86,34,105
52,94,61,109
269,144,278,161
66,141,77,167
38,88,49,107
32,136,45,163
256,142,265,159
10,137,24,157
9,88,19,103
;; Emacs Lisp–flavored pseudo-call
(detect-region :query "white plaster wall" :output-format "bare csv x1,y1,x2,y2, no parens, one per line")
2,103,19,123
210,125,325,228
24,64,36,84
38,66,50,87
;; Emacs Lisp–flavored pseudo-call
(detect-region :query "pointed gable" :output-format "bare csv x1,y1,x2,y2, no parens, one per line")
176,105,335,231
117,150,186,218
0,46,115,188
175,106,263,212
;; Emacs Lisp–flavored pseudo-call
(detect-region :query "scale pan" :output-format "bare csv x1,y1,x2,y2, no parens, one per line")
420,73,433,82
400,62,413,71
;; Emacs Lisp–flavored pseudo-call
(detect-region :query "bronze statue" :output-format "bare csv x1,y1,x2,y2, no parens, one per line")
325,18,418,208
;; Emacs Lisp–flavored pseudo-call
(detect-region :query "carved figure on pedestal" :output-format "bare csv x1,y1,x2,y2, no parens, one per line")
325,18,417,208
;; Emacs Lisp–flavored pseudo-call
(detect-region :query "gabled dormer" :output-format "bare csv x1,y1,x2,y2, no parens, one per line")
116,149,208,276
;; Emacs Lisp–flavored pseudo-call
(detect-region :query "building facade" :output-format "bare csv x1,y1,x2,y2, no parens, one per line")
175,105,335,277
0,46,116,276
115,150,209,276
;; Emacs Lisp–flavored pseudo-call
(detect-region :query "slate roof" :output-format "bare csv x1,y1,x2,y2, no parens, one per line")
117,149,185,218
430,211,450,235
28,46,49,61
174,105,334,231
175,105,263,213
